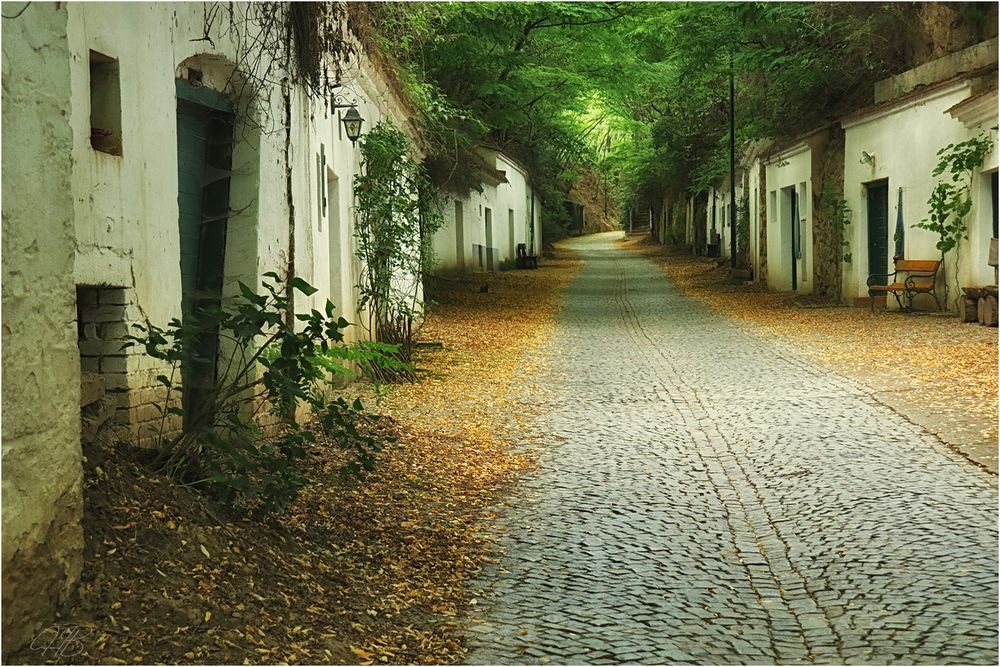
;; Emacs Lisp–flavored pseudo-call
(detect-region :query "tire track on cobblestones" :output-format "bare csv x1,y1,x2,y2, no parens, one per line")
611,253,845,663
465,233,997,665
610,255,796,659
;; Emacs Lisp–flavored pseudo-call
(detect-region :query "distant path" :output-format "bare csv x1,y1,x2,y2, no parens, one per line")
466,232,998,665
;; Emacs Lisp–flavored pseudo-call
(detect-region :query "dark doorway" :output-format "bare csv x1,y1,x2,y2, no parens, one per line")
176,80,234,426
790,188,799,291
485,207,494,271
991,170,997,239
866,180,890,295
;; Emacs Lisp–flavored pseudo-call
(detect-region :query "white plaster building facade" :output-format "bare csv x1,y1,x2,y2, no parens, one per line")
2,2,420,654
431,149,542,273
764,143,815,294
709,184,734,262
2,6,82,655
841,76,998,308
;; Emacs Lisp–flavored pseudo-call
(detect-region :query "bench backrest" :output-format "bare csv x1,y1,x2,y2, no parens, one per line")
895,259,940,274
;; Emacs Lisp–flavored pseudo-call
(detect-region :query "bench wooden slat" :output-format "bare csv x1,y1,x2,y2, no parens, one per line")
894,259,940,273
866,258,942,311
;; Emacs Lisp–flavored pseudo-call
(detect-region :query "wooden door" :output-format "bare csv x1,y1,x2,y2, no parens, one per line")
176,81,234,424
866,180,890,293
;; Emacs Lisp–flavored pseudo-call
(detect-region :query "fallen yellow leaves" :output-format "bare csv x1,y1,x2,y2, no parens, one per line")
17,250,582,667
621,236,998,456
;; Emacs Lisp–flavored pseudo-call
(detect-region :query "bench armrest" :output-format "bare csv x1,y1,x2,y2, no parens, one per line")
904,274,936,289
867,271,897,287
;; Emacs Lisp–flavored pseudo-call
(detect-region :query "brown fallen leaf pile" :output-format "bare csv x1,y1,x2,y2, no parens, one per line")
620,236,998,452
11,250,582,666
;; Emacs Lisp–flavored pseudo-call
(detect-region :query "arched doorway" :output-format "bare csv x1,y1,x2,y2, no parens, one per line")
175,78,235,425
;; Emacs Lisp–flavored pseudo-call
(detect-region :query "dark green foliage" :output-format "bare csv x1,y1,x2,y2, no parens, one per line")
914,132,994,308
609,2,928,203
366,2,641,239
125,275,389,514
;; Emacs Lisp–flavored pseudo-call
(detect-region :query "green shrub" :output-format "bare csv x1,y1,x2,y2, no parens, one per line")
125,275,394,514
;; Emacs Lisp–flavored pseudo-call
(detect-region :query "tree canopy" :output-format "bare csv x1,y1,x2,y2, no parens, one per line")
359,1,997,238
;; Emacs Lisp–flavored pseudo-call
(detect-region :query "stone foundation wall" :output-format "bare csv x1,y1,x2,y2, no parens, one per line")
809,128,847,301
77,286,180,447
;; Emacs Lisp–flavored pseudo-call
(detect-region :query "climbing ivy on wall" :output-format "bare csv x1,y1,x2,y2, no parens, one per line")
914,131,994,308
353,121,444,380
820,190,853,265
915,132,994,255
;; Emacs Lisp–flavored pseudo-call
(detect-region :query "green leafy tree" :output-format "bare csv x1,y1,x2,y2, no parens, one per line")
914,132,995,307
361,2,996,242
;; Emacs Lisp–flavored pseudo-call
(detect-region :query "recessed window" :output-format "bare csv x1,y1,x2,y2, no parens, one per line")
89,50,122,156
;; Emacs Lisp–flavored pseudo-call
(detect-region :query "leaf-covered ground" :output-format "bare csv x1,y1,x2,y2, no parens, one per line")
11,251,582,666
621,236,998,470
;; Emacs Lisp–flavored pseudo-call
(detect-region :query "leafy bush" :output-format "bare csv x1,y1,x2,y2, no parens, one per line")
353,120,444,381
125,274,389,514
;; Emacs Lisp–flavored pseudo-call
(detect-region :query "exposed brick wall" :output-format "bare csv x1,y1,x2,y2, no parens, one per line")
77,286,180,447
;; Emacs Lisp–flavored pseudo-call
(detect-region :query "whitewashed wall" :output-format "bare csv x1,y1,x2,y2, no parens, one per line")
64,1,420,434
304,40,419,339
495,153,538,261
3,4,420,652
2,5,83,655
433,182,496,272
841,80,995,308
431,150,541,273
764,144,813,293
711,186,732,260
3,3,422,653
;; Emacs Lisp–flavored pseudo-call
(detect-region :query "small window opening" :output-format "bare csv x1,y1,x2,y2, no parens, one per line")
89,50,122,156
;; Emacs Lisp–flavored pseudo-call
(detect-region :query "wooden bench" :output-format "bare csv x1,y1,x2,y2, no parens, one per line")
866,258,942,311
515,243,538,269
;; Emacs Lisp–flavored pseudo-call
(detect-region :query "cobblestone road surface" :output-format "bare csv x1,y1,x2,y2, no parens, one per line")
465,233,998,665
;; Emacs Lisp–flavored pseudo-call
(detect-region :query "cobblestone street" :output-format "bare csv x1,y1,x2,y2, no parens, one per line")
466,233,998,665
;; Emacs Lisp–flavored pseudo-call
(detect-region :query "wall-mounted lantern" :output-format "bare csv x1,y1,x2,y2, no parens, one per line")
332,94,365,145
340,106,364,145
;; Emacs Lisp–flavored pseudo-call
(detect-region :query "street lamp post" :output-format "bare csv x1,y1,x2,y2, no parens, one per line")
729,49,737,269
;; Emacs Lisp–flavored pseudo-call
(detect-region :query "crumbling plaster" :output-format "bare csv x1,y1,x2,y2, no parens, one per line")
2,4,84,656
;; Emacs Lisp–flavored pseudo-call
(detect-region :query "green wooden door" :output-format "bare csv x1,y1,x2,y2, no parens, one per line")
176,81,234,425
866,180,889,294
